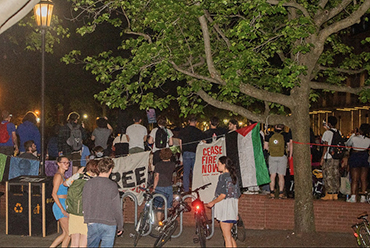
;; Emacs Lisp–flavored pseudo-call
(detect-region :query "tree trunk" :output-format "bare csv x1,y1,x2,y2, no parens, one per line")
291,85,316,233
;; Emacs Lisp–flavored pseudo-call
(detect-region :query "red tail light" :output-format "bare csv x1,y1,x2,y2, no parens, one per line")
192,199,203,212
354,233,359,238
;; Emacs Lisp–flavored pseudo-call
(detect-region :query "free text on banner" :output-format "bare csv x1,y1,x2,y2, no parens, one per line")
111,151,150,205
193,138,225,203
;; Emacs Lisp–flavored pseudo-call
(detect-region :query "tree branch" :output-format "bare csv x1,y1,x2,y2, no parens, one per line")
239,83,294,109
125,31,152,43
267,0,311,18
310,81,370,93
318,0,329,9
314,0,352,27
318,65,366,74
204,10,231,49
198,8,223,82
318,0,370,41
169,60,225,85
196,88,291,125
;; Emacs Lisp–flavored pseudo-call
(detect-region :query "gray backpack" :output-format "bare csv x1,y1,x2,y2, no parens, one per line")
66,123,83,151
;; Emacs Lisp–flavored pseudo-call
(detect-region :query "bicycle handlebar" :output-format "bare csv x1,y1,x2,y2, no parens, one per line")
192,183,211,193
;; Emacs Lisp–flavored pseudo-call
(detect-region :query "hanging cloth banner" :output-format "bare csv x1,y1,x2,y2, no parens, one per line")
236,123,270,187
111,151,150,205
193,138,225,203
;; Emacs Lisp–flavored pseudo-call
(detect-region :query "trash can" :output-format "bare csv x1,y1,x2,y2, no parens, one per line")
6,176,57,237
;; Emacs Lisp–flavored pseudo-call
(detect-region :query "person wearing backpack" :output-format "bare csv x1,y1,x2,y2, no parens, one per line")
58,112,87,174
0,110,18,156
64,159,99,247
264,124,293,199
148,115,174,165
112,126,129,157
320,116,343,201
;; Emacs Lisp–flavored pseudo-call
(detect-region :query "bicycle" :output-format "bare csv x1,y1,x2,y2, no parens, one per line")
132,186,162,247
191,183,212,248
153,191,191,247
231,214,246,242
352,211,370,247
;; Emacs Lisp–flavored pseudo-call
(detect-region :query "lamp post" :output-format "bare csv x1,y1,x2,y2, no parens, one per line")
34,0,54,176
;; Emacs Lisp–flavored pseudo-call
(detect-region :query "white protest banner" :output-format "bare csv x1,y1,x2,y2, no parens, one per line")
192,138,225,203
111,151,150,205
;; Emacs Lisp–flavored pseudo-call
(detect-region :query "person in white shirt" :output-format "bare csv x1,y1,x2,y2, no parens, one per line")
126,116,148,154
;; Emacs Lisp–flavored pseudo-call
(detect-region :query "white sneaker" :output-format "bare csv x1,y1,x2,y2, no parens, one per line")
360,195,367,203
346,195,356,203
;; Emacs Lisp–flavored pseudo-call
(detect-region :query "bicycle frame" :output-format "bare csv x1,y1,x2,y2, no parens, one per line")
352,212,370,247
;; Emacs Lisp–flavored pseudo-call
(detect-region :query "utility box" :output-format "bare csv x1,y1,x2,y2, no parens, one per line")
6,176,57,237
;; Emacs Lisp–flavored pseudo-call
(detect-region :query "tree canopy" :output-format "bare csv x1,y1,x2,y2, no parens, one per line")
64,0,370,233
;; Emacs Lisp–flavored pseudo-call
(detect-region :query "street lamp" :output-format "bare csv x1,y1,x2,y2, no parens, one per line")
34,0,54,176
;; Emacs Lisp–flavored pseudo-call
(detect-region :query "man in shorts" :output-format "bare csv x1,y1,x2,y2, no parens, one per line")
264,124,292,199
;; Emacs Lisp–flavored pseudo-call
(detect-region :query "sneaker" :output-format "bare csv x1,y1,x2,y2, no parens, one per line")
347,195,356,203
360,195,367,203
243,190,259,195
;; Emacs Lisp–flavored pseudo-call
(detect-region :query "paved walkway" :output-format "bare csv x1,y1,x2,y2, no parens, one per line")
0,219,358,247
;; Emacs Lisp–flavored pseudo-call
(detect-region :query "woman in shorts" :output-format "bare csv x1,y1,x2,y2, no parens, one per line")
207,156,240,247
50,156,70,247
64,159,99,247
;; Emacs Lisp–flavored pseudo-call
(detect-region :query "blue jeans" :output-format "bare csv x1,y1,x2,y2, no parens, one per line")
153,186,173,209
183,151,196,192
87,223,116,247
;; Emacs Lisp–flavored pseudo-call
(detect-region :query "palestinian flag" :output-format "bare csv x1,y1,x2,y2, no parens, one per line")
234,123,270,187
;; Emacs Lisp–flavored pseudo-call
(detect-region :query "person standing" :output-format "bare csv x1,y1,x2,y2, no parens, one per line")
91,117,113,151
206,156,240,247
16,111,41,156
178,115,204,193
148,115,174,165
58,112,87,174
225,119,242,190
82,158,123,247
343,123,370,203
0,110,18,156
50,156,70,248
264,124,292,199
126,116,148,154
203,116,227,143
320,116,341,201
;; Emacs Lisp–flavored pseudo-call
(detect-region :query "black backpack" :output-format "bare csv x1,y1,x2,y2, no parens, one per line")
329,129,345,159
155,127,168,148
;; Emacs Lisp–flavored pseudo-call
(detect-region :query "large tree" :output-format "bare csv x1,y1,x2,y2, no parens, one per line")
64,0,370,233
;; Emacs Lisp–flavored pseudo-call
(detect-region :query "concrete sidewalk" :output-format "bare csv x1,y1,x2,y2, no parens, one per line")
0,219,358,247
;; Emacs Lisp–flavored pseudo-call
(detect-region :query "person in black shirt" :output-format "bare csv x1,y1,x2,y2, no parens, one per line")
203,116,227,143
179,115,204,193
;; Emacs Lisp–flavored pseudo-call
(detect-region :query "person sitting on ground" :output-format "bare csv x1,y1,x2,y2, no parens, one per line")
89,146,104,160
18,140,38,160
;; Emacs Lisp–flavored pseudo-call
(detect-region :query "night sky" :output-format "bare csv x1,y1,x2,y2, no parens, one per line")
0,1,120,128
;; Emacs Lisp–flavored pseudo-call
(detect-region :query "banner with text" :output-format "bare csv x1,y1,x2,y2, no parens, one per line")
193,138,225,203
111,151,150,205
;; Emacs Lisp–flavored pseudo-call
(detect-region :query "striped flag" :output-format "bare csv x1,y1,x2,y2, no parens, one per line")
236,123,270,187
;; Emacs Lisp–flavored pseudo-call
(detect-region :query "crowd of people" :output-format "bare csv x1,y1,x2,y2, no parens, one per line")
2,109,370,247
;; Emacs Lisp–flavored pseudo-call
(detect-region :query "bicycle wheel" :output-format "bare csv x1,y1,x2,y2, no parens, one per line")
153,220,178,247
196,218,206,248
134,212,150,247
359,224,370,247
236,214,247,242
